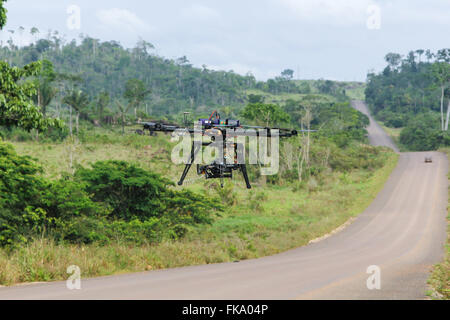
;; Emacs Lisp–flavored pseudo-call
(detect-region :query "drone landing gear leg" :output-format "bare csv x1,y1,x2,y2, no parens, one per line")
235,142,251,189
240,164,252,189
178,142,201,186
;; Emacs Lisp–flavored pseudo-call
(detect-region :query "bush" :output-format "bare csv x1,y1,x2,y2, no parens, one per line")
42,178,104,220
74,161,176,221
75,160,221,221
0,141,102,245
0,143,44,209
0,126,68,143
0,142,46,245
0,143,222,246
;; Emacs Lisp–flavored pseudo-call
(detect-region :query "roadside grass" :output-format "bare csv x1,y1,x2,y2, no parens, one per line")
0,135,398,285
378,122,409,152
427,148,450,300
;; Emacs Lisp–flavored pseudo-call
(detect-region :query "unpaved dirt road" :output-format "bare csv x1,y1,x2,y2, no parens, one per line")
352,100,399,152
0,101,447,299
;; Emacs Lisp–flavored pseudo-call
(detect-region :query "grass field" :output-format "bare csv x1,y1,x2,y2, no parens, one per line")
0,128,398,285
244,89,337,105
245,80,365,105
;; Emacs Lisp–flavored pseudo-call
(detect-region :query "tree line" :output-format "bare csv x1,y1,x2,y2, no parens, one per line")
365,49,450,151
1,26,351,128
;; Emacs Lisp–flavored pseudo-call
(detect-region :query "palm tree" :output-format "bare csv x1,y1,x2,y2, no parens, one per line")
115,100,132,134
37,82,58,116
63,90,90,135
124,79,150,120
30,27,40,43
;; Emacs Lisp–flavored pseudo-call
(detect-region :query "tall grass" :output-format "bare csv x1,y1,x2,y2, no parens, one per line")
0,146,398,286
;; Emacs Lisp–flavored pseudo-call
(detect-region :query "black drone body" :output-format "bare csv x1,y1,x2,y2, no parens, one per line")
140,111,304,189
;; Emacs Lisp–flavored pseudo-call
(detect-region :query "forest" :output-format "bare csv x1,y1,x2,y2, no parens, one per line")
365,49,450,151
0,29,348,124
0,24,382,247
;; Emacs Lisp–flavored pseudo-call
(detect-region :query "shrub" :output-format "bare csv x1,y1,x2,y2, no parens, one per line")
74,161,176,221
0,142,221,246
73,160,222,239
41,178,105,220
0,142,45,221
0,142,47,245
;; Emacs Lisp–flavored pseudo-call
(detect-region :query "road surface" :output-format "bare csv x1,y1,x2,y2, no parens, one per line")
352,100,399,152
0,101,447,299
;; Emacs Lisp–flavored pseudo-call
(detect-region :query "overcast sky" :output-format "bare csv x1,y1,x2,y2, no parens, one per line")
1,0,449,81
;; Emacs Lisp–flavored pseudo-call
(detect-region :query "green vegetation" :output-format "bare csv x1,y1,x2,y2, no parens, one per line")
0,30,363,125
0,98,397,286
379,122,405,151
344,83,366,101
0,129,398,284
366,49,450,151
0,60,61,131
0,1,6,30
428,148,450,300
0,141,221,247
0,13,398,284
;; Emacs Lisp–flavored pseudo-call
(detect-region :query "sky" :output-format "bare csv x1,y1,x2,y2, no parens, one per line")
1,0,449,81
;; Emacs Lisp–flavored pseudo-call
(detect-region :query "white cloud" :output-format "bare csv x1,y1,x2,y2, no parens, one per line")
277,0,376,25
97,8,153,33
383,0,450,26
181,4,220,20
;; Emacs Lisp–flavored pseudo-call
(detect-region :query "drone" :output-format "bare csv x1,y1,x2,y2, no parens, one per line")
140,111,313,189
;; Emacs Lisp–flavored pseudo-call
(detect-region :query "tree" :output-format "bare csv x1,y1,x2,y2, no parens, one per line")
124,79,150,119
0,2,61,132
415,49,424,63
30,27,40,43
436,49,450,63
96,91,110,121
241,103,290,127
281,69,294,81
297,104,313,182
431,62,450,130
0,0,6,29
385,53,402,70
425,50,434,63
63,90,90,135
34,59,57,116
247,94,265,104
0,60,61,131
115,100,132,134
